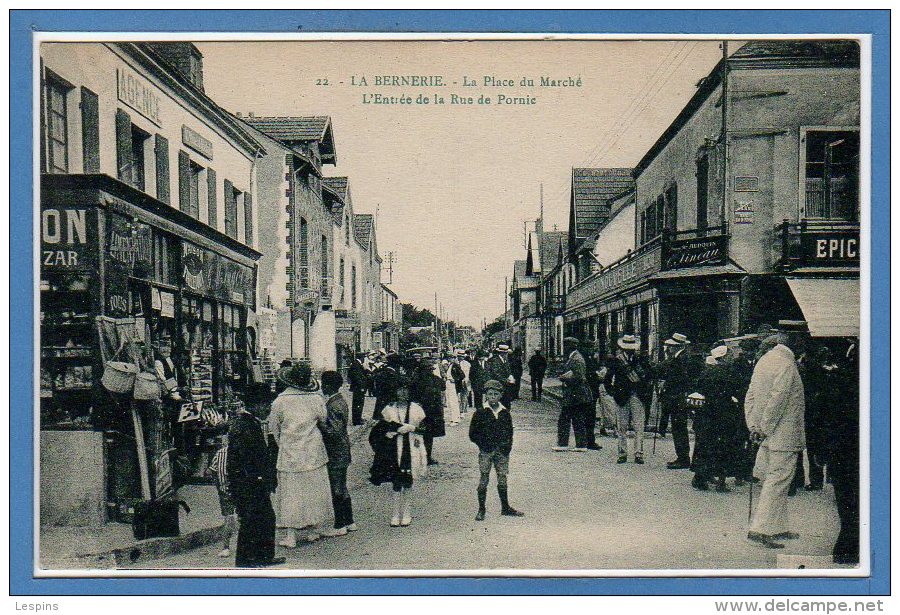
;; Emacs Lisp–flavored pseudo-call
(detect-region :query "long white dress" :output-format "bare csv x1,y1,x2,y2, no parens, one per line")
442,361,460,425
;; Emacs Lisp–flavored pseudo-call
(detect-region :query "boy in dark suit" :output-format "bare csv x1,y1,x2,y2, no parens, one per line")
468,380,524,521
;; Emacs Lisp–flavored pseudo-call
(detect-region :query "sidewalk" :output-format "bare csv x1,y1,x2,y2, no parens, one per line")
39,391,373,570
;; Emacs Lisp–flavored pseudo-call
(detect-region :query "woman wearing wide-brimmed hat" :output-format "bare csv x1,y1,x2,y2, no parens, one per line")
268,363,336,547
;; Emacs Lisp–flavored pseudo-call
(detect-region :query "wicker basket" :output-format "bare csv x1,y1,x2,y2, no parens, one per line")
134,372,162,401
101,361,138,394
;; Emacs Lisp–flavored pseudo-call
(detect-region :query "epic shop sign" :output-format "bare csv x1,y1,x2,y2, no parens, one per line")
799,228,860,267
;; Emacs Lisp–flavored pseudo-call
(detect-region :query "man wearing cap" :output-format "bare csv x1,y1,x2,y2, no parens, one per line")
469,379,524,520
745,320,808,549
654,333,700,470
486,344,516,408
554,336,593,452
604,334,653,463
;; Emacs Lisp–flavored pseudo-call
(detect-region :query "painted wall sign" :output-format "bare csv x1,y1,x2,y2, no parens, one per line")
734,176,760,192
182,125,214,159
40,206,97,270
107,214,153,277
117,68,162,126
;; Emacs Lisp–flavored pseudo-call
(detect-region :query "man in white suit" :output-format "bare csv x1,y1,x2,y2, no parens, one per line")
744,320,808,549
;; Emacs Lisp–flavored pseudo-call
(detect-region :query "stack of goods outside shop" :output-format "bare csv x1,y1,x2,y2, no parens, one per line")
40,188,260,528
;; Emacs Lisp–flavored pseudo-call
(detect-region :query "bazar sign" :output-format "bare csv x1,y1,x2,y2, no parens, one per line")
40,206,97,269
117,68,162,126
662,235,728,270
182,242,256,308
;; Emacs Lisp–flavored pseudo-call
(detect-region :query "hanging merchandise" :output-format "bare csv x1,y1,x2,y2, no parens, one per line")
134,371,162,401
178,400,202,422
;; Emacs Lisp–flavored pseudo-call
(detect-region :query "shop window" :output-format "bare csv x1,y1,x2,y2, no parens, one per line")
45,76,71,174
130,125,150,192
298,218,309,289
803,129,859,221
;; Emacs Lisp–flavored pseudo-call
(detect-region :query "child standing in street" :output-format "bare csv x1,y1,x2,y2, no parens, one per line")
468,379,524,521
206,436,237,558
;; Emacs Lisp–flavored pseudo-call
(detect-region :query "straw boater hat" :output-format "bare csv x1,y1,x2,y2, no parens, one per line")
665,332,690,346
617,334,640,351
496,344,510,352
777,320,810,333
455,349,467,356
276,363,320,392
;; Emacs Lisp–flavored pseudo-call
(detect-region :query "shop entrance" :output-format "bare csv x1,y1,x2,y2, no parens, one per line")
662,295,720,346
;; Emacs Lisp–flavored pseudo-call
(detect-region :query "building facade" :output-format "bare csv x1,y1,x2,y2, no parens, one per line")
39,42,263,525
564,40,860,360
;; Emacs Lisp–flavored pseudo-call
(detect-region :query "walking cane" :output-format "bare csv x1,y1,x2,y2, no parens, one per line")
747,440,760,523
652,380,661,455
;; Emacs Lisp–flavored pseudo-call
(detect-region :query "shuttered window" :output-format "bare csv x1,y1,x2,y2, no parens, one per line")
80,87,100,173
224,179,238,239
206,168,217,229
298,217,309,289
154,135,170,204
244,191,254,246
178,150,191,213
115,109,133,182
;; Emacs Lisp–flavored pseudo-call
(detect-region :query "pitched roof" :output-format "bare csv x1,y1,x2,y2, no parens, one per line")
512,260,539,290
240,116,336,163
354,213,374,247
539,231,568,273
323,177,348,201
570,168,635,240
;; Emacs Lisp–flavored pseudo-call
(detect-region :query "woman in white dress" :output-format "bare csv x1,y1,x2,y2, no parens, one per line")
268,363,339,547
442,358,460,426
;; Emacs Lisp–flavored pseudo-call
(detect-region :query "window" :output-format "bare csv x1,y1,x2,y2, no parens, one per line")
298,218,309,289
46,78,70,174
351,265,357,309
665,184,678,231
130,126,150,191
339,257,346,303
696,153,710,230
803,130,859,221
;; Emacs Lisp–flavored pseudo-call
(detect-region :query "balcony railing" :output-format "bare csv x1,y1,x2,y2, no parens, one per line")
775,219,860,271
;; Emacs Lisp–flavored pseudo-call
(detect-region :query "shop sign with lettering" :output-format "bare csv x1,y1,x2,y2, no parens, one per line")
40,205,97,270
799,229,859,267
117,68,162,126
662,234,728,270
182,125,213,160
107,214,154,278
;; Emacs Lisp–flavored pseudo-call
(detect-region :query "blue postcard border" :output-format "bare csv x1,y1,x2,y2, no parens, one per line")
10,9,890,596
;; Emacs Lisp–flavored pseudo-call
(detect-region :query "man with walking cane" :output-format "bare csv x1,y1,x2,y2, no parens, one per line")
744,320,808,549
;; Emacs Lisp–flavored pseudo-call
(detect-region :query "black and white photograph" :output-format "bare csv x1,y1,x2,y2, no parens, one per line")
35,34,866,576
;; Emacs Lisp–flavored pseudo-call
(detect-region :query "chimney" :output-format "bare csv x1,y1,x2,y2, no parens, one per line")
145,42,205,92
248,112,255,118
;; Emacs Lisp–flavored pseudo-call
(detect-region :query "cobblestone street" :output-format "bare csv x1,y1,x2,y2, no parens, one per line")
132,394,842,572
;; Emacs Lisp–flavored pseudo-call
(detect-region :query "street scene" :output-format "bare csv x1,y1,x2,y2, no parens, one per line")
37,38,861,574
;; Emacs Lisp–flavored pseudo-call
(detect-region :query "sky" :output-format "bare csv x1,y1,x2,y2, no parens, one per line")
198,39,725,327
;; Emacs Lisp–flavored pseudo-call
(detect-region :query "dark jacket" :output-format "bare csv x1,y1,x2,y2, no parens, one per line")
348,361,368,393
469,358,487,392
486,354,513,384
227,411,276,494
560,350,594,406
321,392,352,468
509,353,524,378
411,366,446,438
528,353,548,377
604,350,653,407
368,418,402,486
654,347,701,407
469,404,514,456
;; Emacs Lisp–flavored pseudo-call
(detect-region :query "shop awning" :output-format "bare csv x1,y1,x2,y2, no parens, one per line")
786,277,860,337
